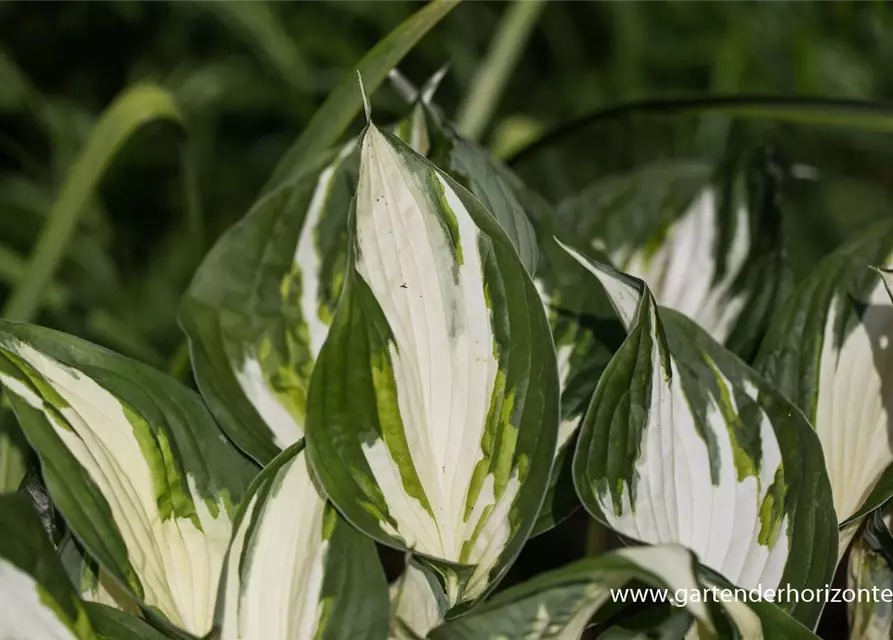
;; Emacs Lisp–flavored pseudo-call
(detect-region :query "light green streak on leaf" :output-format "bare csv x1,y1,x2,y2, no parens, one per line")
758,466,787,547
369,339,435,520
321,506,337,542
314,598,332,640
464,367,505,522
456,0,547,141
257,329,308,432
459,503,494,565
265,0,461,191
430,172,464,266
493,387,517,500
428,545,715,639
1,349,70,410
125,402,201,530
703,354,757,482
2,84,184,322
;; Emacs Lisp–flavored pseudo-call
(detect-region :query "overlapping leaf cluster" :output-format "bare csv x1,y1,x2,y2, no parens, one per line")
5,4,893,640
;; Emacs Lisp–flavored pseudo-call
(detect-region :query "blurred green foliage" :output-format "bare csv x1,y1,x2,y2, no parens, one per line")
3,3,893,635
3,1,893,364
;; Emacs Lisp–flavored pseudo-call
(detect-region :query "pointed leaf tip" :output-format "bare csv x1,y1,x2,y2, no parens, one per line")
554,236,643,332
358,70,371,123
421,63,450,104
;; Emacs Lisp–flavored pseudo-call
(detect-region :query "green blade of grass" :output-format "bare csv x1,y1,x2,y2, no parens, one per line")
2,84,184,322
264,0,461,192
456,0,546,141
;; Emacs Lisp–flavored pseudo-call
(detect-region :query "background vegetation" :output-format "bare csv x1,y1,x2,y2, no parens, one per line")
3,2,893,636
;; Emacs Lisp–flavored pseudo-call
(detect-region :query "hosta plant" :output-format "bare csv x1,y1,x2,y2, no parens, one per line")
6,12,893,640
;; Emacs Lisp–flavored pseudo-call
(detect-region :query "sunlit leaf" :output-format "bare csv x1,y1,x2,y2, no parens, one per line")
396,99,593,533
563,244,837,628
184,80,541,468
305,119,559,608
0,322,257,638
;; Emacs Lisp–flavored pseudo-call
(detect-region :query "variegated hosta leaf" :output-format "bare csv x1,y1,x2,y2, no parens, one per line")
848,509,893,640
305,120,559,607
427,544,714,639
757,220,893,557
562,245,837,628
183,89,540,468
0,321,257,638
0,493,97,640
397,99,585,534
389,560,448,639
558,151,789,361
218,440,388,640
181,143,358,465
394,100,538,275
